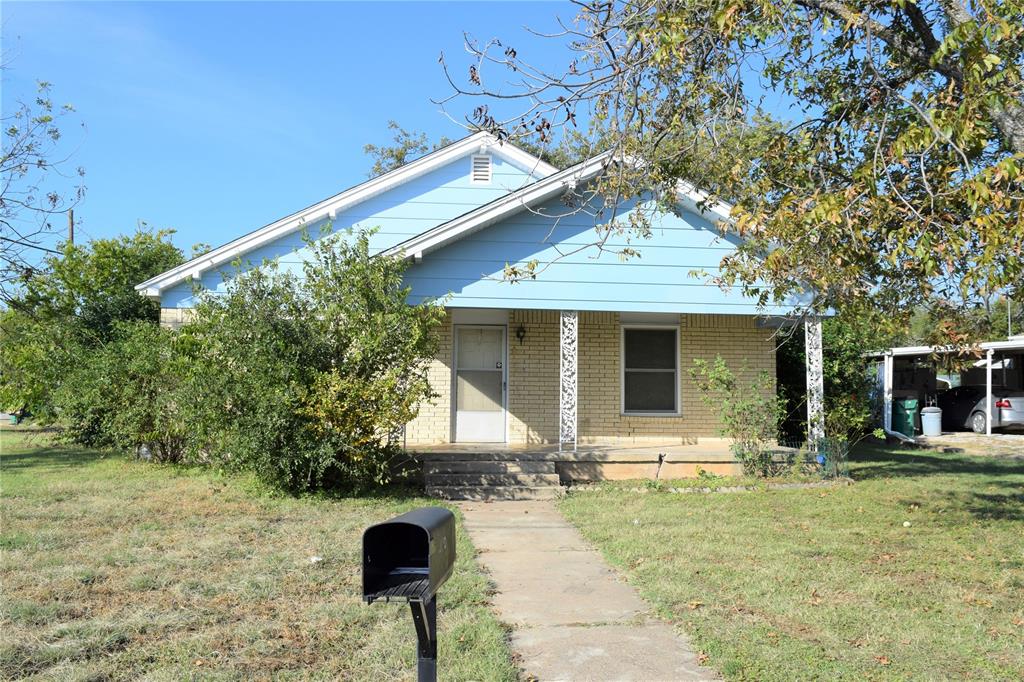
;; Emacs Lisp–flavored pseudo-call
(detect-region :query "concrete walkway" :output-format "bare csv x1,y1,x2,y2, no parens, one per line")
460,500,717,681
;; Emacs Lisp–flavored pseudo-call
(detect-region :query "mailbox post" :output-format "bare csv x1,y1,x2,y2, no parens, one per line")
363,507,455,682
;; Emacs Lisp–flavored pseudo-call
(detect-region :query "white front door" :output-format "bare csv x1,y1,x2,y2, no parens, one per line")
454,325,506,442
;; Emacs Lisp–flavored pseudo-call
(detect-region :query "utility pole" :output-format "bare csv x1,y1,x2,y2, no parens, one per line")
67,209,75,245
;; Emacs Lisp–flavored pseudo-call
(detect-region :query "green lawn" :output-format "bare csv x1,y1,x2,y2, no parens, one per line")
560,444,1024,681
0,430,516,681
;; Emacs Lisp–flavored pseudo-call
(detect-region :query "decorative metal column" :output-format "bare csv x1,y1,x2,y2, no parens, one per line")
559,310,578,452
805,316,825,446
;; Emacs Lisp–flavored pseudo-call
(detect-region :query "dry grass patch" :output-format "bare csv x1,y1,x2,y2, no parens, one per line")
1,430,515,680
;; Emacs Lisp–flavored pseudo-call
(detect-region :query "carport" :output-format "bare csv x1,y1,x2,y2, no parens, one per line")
870,337,1024,437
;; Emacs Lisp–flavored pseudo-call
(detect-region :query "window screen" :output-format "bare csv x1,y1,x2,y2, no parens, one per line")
623,328,678,413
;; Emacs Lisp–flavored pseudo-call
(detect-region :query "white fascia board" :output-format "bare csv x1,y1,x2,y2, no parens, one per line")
135,132,557,296
982,340,1024,352
675,181,733,223
383,152,612,260
492,143,559,178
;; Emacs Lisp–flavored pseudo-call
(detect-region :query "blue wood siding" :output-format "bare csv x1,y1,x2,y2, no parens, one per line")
402,193,798,315
162,154,538,308
161,163,796,315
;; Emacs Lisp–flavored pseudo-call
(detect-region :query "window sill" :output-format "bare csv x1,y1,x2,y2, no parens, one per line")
621,411,682,418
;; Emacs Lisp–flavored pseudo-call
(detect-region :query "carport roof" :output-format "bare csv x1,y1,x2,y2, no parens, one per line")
867,338,1024,358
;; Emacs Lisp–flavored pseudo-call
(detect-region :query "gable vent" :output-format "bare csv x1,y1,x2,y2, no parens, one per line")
471,154,492,183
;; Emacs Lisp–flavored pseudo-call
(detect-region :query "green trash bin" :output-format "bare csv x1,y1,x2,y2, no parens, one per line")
892,398,919,438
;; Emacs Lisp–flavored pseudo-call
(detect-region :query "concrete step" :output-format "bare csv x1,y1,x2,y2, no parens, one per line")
427,485,564,501
426,472,561,487
423,460,556,475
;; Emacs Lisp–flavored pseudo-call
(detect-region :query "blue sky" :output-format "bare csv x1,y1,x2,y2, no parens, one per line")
1,1,571,255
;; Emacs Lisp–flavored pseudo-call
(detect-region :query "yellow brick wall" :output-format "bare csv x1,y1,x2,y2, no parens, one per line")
678,313,777,437
508,310,559,443
159,308,195,330
404,312,454,444
578,312,777,443
405,310,777,445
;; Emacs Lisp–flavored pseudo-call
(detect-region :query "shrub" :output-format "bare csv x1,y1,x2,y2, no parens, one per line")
50,322,191,461
183,229,443,492
690,356,785,476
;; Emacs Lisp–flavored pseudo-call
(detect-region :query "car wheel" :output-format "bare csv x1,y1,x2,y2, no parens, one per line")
970,411,987,434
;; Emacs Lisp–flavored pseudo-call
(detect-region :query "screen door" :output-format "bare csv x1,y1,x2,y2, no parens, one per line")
454,326,506,442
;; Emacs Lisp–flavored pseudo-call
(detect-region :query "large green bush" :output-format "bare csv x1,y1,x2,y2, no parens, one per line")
2,226,443,493
50,321,191,460
777,313,892,443
182,229,443,492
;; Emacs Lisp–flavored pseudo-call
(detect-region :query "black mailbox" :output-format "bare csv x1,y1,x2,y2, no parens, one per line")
362,507,455,682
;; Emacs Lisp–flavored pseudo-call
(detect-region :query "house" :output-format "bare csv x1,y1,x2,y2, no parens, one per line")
137,132,821,496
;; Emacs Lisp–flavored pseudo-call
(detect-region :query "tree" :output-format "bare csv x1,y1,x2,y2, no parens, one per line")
441,0,1024,339
183,228,444,492
364,121,453,177
0,229,184,417
364,121,602,175
777,312,894,442
1,80,86,303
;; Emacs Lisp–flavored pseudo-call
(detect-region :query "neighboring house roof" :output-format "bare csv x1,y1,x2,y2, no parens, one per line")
135,131,558,298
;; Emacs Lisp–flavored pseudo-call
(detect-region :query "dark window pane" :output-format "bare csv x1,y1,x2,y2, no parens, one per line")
624,371,676,412
624,329,676,370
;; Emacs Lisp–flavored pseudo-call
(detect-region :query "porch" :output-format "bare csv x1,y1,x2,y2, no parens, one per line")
401,307,825,498
403,308,826,448
414,439,741,480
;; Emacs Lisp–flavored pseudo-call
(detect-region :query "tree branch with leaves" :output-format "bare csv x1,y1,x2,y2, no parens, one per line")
1,79,86,303
439,0,1024,340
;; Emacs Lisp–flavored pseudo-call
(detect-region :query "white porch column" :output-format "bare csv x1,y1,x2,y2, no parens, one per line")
559,310,578,452
883,353,894,433
805,316,825,444
986,349,994,436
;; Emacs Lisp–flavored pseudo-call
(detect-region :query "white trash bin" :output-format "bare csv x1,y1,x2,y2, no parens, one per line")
921,406,942,437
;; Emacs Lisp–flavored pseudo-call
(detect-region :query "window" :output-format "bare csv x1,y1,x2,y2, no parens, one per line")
470,154,492,183
622,326,679,414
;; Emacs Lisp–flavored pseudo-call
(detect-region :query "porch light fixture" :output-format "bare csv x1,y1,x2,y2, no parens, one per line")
516,325,526,345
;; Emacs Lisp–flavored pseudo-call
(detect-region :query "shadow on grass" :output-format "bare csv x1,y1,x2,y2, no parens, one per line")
1,446,108,471
3,438,434,501
952,491,1024,522
851,445,1024,482
309,481,433,503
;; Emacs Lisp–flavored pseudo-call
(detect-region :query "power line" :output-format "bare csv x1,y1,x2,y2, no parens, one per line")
0,235,60,253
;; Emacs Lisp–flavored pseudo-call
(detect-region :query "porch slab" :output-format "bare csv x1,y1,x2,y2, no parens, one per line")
413,441,736,462
412,441,745,481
